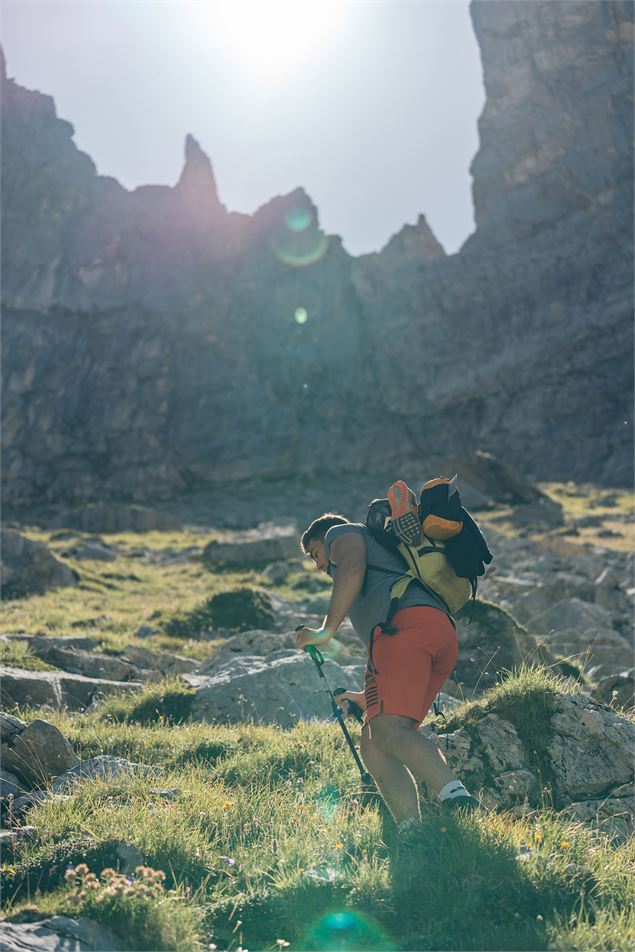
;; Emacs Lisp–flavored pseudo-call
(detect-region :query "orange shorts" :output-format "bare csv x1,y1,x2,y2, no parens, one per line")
364,606,458,727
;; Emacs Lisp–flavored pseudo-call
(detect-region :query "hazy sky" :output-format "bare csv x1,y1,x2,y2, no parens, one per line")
1,0,485,255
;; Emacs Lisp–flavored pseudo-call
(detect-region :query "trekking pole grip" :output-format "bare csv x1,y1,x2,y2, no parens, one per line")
333,686,365,726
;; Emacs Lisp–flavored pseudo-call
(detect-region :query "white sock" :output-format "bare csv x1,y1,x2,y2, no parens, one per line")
438,781,470,802
396,816,423,836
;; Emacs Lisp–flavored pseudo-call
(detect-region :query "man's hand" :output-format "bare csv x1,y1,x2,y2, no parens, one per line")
334,690,366,716
293,627,332,650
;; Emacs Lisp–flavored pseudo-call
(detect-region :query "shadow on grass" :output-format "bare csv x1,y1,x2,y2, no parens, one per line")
206,809,595,952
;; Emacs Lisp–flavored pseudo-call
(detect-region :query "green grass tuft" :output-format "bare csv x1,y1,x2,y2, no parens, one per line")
164,587,275,638
96,677,195,725
0,639,56,671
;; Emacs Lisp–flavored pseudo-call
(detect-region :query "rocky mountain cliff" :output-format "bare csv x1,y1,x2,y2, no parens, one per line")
1,1,633,511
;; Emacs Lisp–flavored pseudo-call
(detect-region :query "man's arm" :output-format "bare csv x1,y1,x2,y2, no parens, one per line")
293,530,366,650
322,532,367,636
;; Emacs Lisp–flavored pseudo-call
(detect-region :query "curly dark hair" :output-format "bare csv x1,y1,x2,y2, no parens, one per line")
300,513,350,554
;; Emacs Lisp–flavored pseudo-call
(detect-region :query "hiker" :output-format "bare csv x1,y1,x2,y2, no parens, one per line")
293,508,479,839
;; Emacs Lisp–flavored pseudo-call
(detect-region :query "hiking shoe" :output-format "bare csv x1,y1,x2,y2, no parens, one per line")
442,795,481,814
388,481,422,546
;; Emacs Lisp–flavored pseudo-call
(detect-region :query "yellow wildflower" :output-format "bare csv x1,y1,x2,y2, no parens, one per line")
560,840,570,849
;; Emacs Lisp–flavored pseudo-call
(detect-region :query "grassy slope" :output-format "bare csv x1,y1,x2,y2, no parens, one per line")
1,690,633,951
1,485,633,950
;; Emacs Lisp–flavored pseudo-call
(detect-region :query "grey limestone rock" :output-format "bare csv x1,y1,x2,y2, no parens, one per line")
0,767,26,799
451,601,524,697
548,693,634,799
544,626,633,678
22,635,102,654
592,672,635,710
421,689,634,834
262,560,294,583
203,523,299,568
46,504,183,534
28,646,138,682
186,652,365,727
562,786,634,843
0,916,125,951
0,712,28,741
1,530,78,600
196,629,293,673
0,665,142,711
123,644,197,676
476,714,527,773
52,755,153,793
1,718,78,787
526,596,614,635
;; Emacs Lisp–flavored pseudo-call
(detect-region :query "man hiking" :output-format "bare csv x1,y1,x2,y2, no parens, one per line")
293,508,478,843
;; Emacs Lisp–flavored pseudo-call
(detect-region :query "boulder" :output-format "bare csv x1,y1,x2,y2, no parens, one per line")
0,666,142,711
476,714,528,773
448,451,553,506
422,689,635,836
543,627,633,678
185,652,365,727
202,522,298,568
1,718,79,787
52,755,153,793
27,646,138,682
197,629,292,673
526,596,614,635
0,916,125,951
549,693,634,799
505,577,595,626
0,767,26,798
451,600,524,697
262,561,293,583
507,499,564,529
21,635,102,654
562,783,634,842
0,712,28,741
0,529,78,600
197,628,364,674
47,504,182,533
123,644,197,676
10,790,64,817
592,672,635,710
0,826,36,846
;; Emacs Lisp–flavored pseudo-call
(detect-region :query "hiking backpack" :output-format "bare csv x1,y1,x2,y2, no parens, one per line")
365,476,493,631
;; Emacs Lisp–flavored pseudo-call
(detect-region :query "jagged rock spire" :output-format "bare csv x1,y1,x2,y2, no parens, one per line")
380,213,446,262
176,134,222,208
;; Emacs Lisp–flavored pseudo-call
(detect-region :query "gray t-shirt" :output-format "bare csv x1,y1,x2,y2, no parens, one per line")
323,523,450,645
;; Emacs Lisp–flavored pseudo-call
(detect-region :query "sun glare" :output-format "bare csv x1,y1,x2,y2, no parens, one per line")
213,0,345,76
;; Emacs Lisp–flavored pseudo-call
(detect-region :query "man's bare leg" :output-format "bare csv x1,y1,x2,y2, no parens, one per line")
368,713,458,794
360,724,420,823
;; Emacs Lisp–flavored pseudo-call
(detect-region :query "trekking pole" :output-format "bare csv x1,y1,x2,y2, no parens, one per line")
298,636,372,786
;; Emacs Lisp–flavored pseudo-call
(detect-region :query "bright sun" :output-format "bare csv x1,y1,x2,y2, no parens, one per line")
213,0,345,76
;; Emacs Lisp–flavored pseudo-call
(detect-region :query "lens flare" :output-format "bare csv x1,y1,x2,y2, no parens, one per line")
302,910,396,951
270,230,329,268
315,782,340,821
285,207,314,232
294,308,308,324
269,204,328,267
